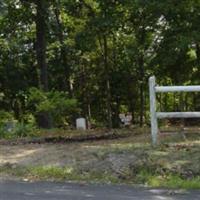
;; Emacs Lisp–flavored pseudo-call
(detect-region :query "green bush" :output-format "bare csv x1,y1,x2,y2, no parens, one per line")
28,88,80,128
13,123,37,138
0,122,37,139
0,110,15,125
0,110,38,139
0,111,15,138
21,113,37,126
0,126,7,138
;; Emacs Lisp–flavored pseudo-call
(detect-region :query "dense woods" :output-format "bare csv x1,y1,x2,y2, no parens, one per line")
0,0,200,129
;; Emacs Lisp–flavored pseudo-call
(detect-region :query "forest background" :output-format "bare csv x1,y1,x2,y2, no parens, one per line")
0,0,200,131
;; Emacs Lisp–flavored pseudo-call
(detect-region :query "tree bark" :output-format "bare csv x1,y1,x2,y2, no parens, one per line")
35,0,52,128
138,55,145,127
54,1,72,95
103,34,113,129
35,0,48,91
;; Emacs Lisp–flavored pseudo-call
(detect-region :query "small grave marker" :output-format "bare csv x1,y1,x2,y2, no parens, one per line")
76,118,87,130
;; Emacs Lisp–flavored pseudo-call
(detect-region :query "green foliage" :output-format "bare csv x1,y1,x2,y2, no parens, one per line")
0,110,16,138
0,126,7,138
21,113,36,125
137,169,200,189
0,122,37,139
28,88,79,127
0,110,15,124
0,0,200,127
12,123,37,138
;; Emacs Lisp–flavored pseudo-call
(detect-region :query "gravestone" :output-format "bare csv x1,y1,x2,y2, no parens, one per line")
76,118,87,130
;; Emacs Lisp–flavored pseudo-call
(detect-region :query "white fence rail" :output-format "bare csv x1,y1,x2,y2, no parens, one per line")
155,86,200,93
149,76,200,146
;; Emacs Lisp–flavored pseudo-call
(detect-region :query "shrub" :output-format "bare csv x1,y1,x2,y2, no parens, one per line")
0,111,16,138
21,113,36,126
28,88,80,128
0,110,15,125
0,123,38,139
0,126,7,138
0,110,38,139
13,123,37,137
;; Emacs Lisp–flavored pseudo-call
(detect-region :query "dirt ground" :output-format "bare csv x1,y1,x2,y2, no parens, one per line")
0,130,200,183
0,133,148,168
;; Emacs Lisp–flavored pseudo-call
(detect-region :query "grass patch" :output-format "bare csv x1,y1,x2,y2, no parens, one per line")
29,166,74,180
1,165,200,189
0,166,120,184
136,169,200,189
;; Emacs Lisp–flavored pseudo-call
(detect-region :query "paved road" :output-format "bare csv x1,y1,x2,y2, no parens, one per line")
0,180,200,200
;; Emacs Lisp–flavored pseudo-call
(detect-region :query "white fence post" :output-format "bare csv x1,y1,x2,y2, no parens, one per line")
149,76,158,146
149,76,200,146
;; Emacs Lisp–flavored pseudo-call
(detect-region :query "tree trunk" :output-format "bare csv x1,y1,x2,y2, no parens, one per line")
127,75,136,124
138,55,145,127
54,1,72,95
196,43,200,69
35,0,52,128
36,0,48,91
195,43,200,111
103,34,112,129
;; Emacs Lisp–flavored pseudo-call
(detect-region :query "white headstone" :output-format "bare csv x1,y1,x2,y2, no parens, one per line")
76,118,87,130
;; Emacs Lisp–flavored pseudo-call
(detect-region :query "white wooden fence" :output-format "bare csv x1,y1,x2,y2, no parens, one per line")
149,76,200,146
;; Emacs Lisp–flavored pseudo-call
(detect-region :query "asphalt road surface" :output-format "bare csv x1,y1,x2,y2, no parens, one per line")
0,180,200,200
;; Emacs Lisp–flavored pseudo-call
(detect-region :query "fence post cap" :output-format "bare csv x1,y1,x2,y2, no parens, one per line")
149,75,156,80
